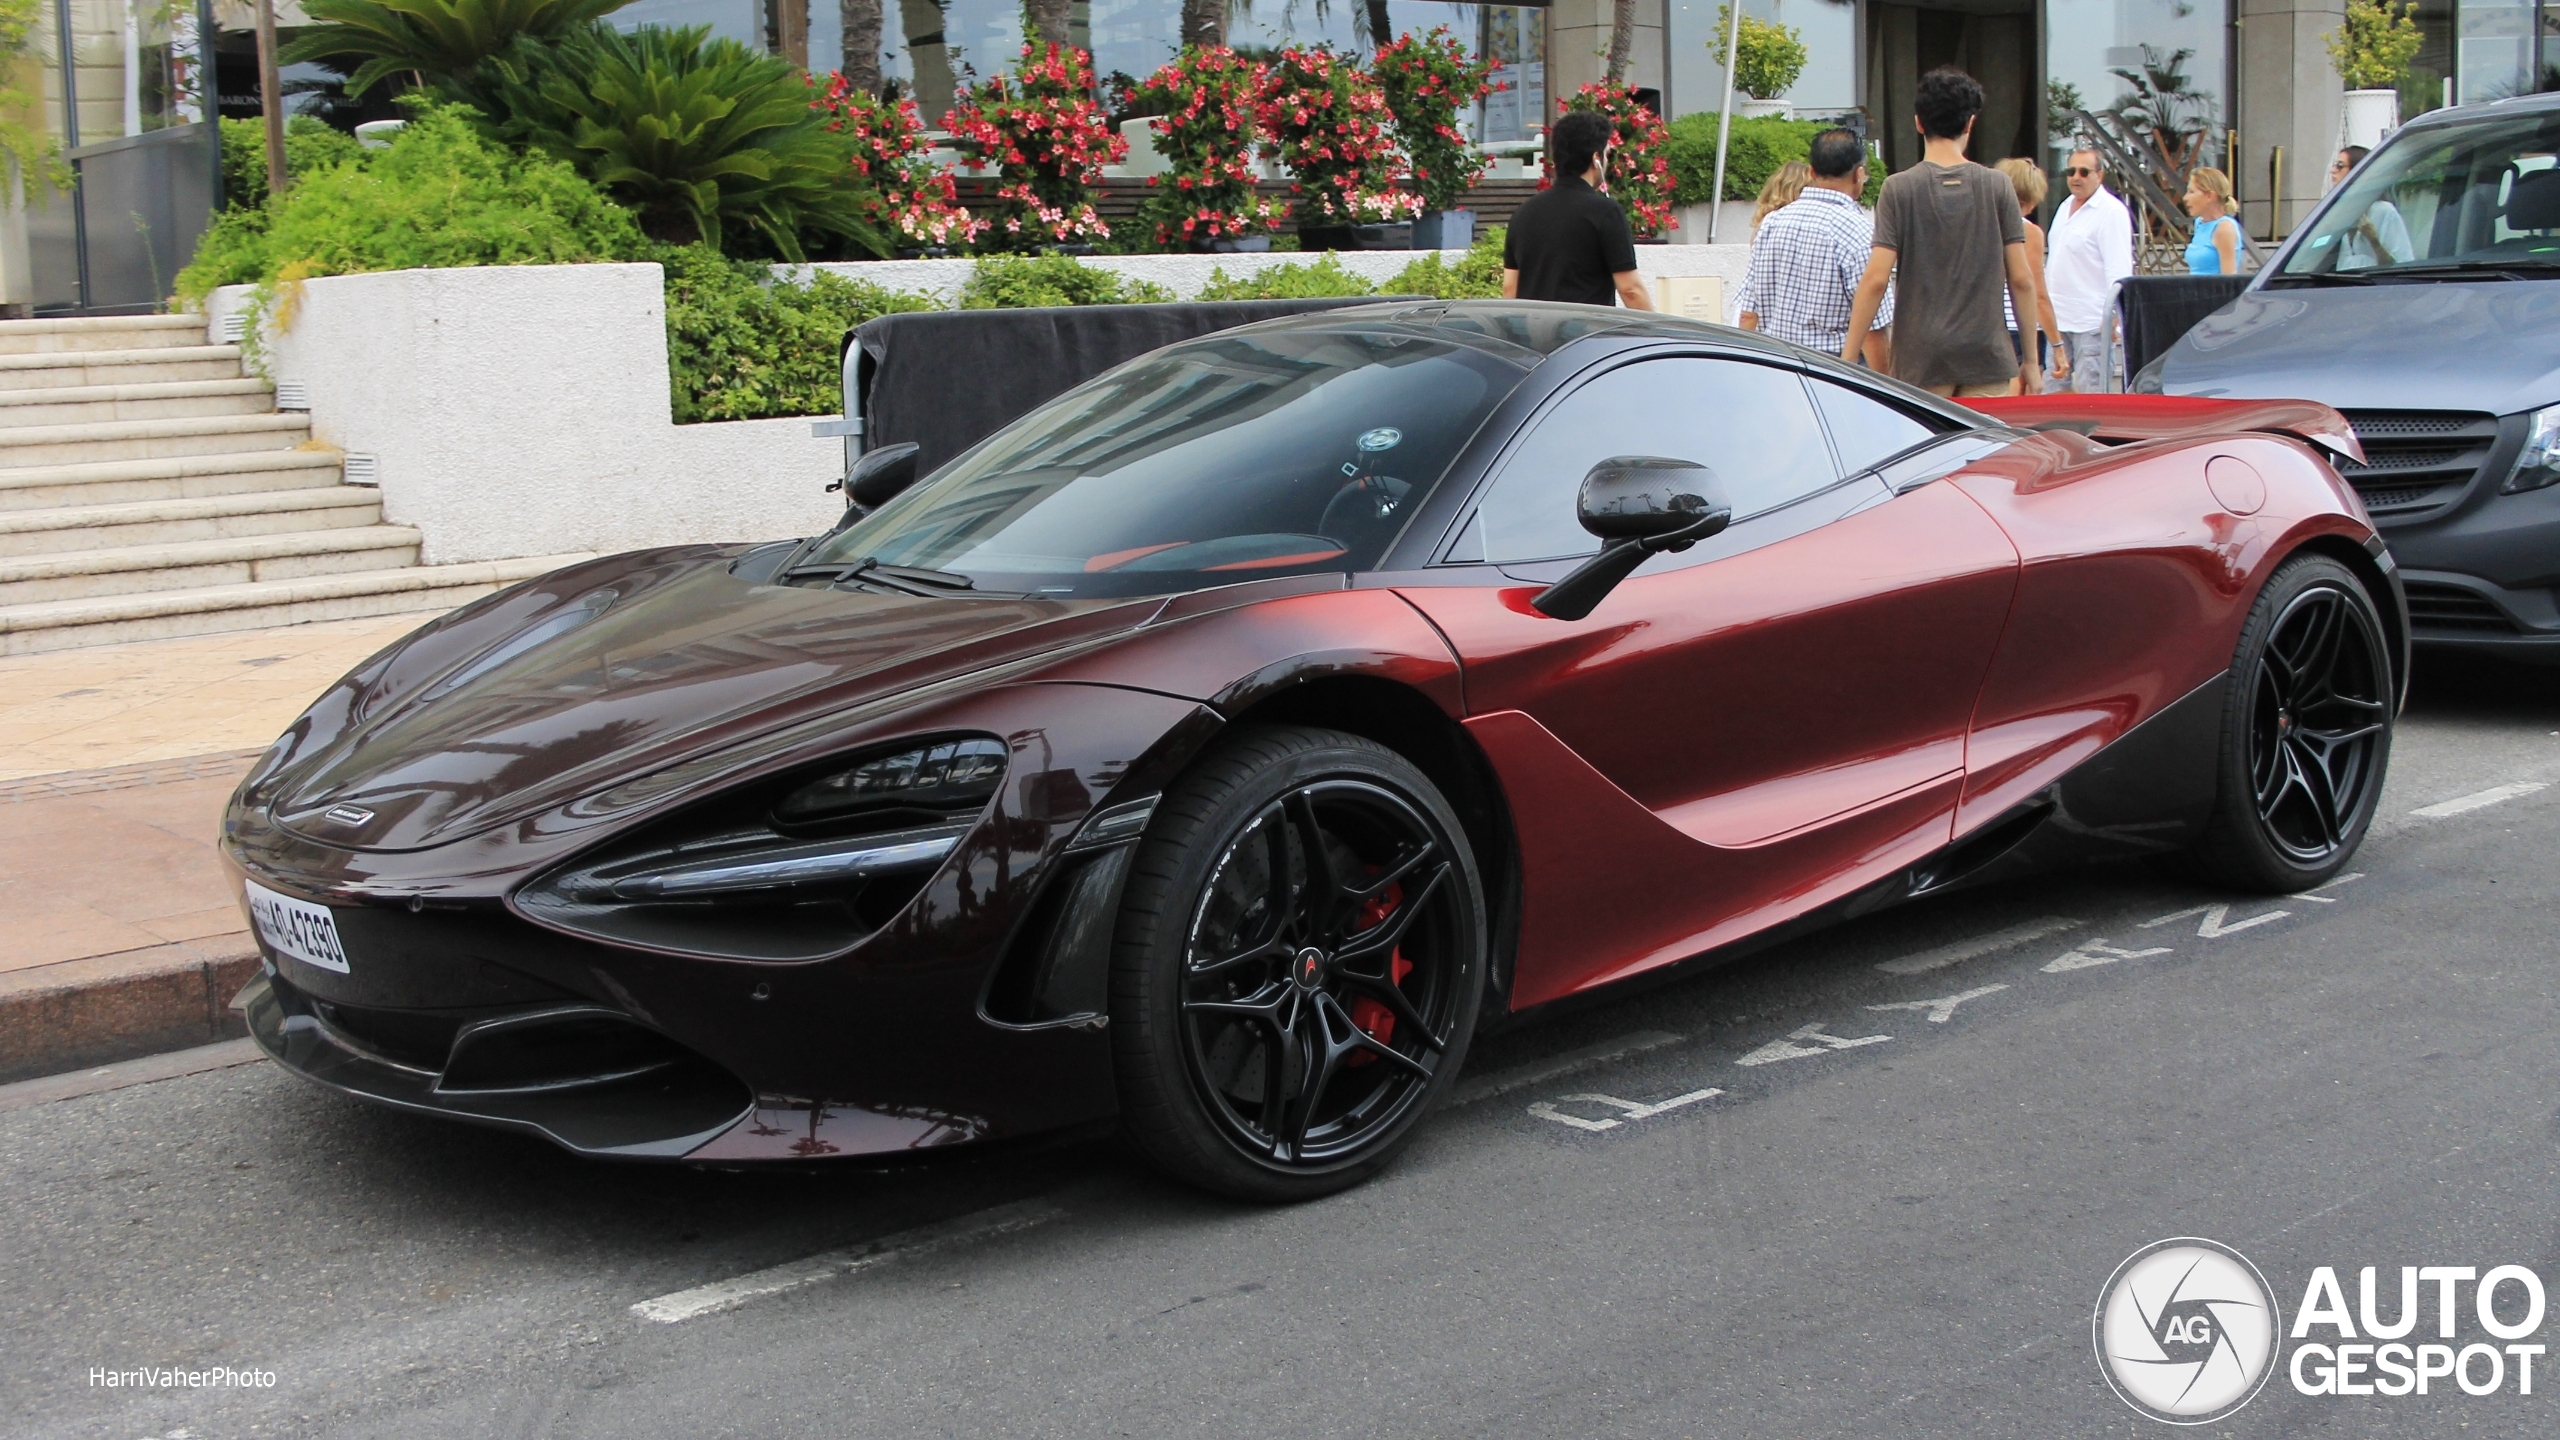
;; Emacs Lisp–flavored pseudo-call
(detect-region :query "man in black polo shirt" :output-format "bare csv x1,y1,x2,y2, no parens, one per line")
1502,109,1655,309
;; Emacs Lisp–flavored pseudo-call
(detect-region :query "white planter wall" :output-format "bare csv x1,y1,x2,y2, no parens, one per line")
204,247,1757,566
205,263,847,566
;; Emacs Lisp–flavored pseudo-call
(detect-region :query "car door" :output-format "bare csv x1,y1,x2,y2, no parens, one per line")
1394,355,2023,1007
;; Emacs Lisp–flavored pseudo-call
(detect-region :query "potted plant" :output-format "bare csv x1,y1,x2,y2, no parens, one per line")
1716,5,1808,120
1256,45,1422,251
1370,27,1497,251
942,43,1127,250
1558,81,1677,241
1130,47,1287,252
2325,0,2421,149
813,76,989,255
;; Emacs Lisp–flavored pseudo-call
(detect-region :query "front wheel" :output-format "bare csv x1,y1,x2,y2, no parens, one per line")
1109,726,1485,1202
2185,554,2395,891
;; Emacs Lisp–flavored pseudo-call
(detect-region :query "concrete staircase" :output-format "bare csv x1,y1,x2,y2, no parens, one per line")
0,314,587,656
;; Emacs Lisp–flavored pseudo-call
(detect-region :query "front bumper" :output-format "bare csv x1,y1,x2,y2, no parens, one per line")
2358,411,2560,657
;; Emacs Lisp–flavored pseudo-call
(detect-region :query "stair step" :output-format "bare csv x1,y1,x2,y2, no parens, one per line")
0,553,592,655
0,315,206,355
0,488,382,557
0,448,342,510
0,346,248,389
0,527,423,605
0,413,310,469
0,378,277,428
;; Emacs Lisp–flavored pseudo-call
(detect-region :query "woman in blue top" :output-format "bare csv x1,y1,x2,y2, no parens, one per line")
2182,167,2241,275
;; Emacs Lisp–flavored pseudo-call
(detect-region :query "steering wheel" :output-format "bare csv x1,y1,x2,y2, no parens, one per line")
1317,474,1413,554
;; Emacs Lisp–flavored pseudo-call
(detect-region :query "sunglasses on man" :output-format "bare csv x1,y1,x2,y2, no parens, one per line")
2065,166,2099,178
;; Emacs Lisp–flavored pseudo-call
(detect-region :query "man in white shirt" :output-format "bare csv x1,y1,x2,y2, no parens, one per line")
2043,149,2134,393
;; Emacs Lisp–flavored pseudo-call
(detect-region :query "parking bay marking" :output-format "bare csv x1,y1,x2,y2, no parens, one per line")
1448,1030,1684,1108
2042,939,2174,973
1734,1022,1892,1067
1528,1088,1725,1132
2411,782,2548,818
630,1200,1063,1324
1866,984,2008,1023
1874,916,2085,975
2140,902,2290,938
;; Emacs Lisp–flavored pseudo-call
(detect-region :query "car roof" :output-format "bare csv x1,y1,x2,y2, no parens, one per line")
2397,87,2560,131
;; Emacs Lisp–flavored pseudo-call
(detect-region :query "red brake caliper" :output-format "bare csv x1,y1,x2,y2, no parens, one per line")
1345,879,1410,1066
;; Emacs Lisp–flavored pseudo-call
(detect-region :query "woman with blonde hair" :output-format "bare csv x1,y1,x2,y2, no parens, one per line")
1995,157,2069,384
1752,161,1813,231
2183,166,2241,275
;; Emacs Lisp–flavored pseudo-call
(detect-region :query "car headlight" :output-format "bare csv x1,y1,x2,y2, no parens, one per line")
2504,404,2560,494
772,737,1009,829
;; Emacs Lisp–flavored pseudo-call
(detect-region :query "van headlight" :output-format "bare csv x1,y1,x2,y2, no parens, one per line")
2504,404,2560,494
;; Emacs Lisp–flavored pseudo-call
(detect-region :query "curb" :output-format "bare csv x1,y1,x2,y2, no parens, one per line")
0,937,260,1085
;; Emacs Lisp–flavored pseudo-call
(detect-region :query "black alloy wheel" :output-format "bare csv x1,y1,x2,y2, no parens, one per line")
2188,554,2394,891
1110,726,1484,1201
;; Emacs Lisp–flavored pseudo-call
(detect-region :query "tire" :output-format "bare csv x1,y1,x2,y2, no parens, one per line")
2184,554,2395,892
1109,725,1485,1202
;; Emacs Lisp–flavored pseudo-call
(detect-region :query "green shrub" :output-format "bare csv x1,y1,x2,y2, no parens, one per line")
959,254,1174,308
175,103,646,307
1378,227,1506,298
445,24,884,260
662,245,935,423
1714,5,1809,101
281,0,636,95
219,116,367,210
1194,253,1377,300
1664,113,1882,207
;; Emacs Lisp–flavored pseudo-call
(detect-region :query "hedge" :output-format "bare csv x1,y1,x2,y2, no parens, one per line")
1663,114,1884,208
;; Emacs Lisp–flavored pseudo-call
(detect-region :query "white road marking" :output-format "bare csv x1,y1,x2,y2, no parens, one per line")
2411,782,2547,818
1866,984,2009,1023
1527,1088,1724,1132
2295,872,2365,902
1874,916,2085,975
1734,1022,1891,1066
2139,902,2289,937
2042,940,2174,973
1448,1030,1684,1108
630,1201,1063,1324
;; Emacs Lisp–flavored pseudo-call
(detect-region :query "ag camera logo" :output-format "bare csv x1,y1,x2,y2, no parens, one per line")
2093,1238,2282,1424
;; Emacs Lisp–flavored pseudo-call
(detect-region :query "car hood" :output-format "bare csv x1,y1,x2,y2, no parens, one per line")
2156,281,2560,417
267,549,1163,852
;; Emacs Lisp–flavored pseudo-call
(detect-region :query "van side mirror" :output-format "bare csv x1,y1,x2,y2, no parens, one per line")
1531,457,1731,621
833,441,923,513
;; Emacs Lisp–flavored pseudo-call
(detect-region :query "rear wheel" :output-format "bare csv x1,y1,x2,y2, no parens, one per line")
1110,726,1484,1202
2186,554,2394,891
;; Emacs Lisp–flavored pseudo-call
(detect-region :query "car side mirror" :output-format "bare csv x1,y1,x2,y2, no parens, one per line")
1532,457,1731,621
833,441,922,513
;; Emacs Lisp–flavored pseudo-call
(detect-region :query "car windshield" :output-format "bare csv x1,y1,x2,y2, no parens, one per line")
801,327,1526,598
2276,108,2560,280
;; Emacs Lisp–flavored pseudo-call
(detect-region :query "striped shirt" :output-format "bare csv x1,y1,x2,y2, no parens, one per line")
1734,186,1893,356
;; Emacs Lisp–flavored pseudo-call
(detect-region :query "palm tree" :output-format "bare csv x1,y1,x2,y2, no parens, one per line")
281,0,638,95
839,0,881,93
1180,0,1226,48
1023,0,1071,48
1606,0,1633,81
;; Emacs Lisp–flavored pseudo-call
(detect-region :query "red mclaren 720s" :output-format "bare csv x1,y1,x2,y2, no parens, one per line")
225,302,2404,1200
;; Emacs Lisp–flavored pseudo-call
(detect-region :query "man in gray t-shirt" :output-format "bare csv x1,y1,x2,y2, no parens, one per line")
1842,67,2040,397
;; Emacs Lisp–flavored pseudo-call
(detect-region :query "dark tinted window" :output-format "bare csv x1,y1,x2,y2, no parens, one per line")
1473,357,1834,563
806,330,1526,597
1809,377,1941,474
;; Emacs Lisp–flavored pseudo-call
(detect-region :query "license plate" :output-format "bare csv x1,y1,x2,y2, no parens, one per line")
244,880,351,974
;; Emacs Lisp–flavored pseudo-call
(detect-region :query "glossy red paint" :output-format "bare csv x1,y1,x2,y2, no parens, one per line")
1399,479,2021,1007
1963,394,2366,465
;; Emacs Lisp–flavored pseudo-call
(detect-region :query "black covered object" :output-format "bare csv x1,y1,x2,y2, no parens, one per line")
851,299,1400,478
2115,274,2251,380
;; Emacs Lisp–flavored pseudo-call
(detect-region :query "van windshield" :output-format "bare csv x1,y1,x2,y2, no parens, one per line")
2276,109,2560,280
799,328,1525,598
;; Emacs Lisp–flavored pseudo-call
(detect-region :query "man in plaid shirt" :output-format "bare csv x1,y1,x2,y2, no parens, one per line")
1736,129,1893,369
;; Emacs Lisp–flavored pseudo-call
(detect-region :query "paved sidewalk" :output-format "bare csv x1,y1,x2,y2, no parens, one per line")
0,613,443,1081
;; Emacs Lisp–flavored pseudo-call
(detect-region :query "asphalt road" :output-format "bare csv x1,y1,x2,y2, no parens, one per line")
9,652,2559,1440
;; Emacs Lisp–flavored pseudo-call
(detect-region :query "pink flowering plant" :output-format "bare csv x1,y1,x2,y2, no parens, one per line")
1557,81,1677,238
1131,47,1286,249
1369,28,1496,216
812,76,988,250
1255,46,1421,227
943,43,1127,247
